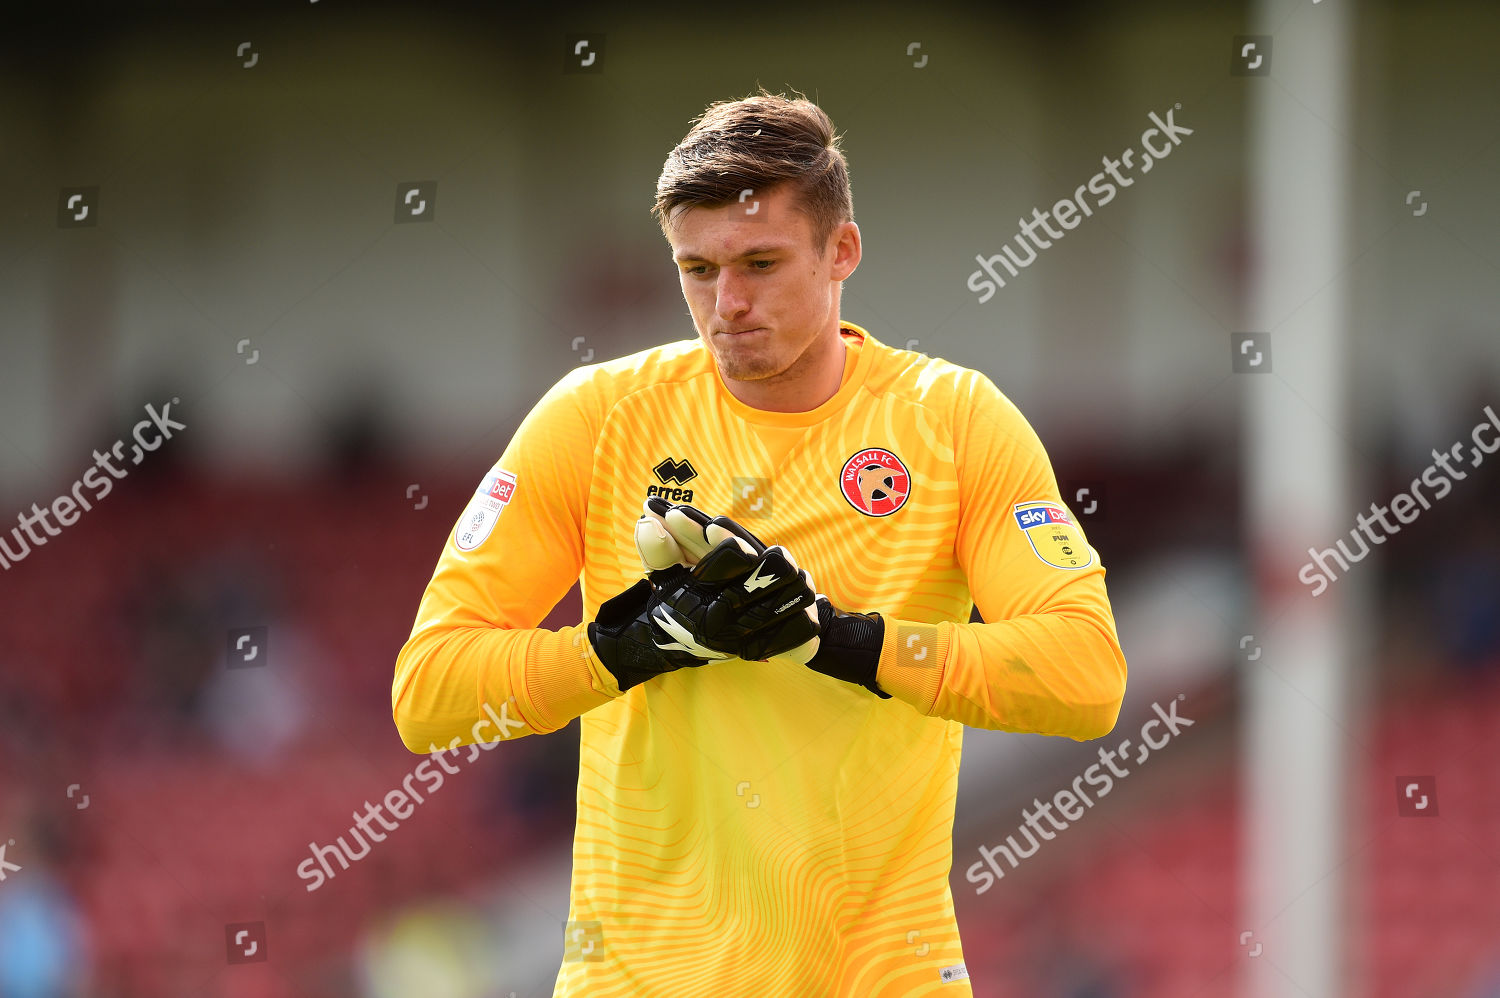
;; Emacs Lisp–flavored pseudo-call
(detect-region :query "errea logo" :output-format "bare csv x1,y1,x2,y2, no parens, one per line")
653,457,697,486
648,456,697,503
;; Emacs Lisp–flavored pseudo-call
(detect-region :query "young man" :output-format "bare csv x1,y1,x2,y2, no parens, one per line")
393,90,1127,997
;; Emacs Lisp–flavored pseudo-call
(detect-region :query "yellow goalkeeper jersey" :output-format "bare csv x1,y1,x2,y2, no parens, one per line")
393,321,1127,997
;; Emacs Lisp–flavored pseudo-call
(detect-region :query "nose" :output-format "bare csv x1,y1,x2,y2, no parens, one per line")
714,270,750,320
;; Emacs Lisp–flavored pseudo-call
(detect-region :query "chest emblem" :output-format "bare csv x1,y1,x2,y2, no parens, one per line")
839,448,911,516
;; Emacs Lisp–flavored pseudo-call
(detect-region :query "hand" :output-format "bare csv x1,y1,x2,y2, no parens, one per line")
637,500,892,698
587,570,734,693
802,597,891,700
635,498,820,663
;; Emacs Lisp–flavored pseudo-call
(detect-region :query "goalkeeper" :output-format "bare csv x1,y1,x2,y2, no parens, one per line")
393,88,1127,998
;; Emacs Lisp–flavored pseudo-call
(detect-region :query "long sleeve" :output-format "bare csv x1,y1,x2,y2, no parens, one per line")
391,367,620,754
874,371,1127,741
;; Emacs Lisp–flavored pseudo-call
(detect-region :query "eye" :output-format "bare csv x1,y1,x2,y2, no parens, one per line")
684,265,709,276
751,259,774,270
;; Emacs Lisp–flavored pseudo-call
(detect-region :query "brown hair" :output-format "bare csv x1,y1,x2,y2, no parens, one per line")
652,87,854,255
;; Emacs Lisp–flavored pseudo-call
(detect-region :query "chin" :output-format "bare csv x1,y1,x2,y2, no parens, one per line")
717,358,776,382
702,326,789,381
714,349,783,382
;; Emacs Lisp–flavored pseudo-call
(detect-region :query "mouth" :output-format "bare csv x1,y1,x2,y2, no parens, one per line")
719,327,766,336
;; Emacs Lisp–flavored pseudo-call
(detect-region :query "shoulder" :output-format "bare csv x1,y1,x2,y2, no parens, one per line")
859,330,1015,417
537,337,715,417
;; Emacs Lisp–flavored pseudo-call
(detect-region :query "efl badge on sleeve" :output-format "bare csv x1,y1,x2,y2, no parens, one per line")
455,468,518,552
839,448,911,516
1012,500,1092,569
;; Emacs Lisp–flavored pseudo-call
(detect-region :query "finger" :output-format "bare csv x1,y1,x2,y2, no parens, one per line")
737,548,801,596
663,505,716,562
691,535,763,586
666,502,712,527
706,514,768,556
637,499,687,569
635,513,685,572
760,543,801,571
704,523,758,558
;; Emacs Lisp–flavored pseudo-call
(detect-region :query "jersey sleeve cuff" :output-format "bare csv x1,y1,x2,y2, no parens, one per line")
521,625,620,732
874,618,949,714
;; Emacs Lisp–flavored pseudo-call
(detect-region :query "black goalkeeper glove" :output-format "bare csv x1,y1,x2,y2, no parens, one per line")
588,499,814,691
804,597,891,700
587,569,734,692
640,499,891,699
635,499,819,662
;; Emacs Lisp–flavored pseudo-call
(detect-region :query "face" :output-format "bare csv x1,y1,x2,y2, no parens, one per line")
667,184,859,385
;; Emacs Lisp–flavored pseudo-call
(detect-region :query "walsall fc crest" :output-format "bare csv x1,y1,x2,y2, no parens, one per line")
840,448,910,516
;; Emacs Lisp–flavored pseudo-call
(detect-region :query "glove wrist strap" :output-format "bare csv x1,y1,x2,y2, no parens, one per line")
808,599,892,699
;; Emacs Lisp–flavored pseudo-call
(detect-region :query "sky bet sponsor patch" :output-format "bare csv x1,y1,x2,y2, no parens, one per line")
1013,500,1092,569
455,468,517,552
